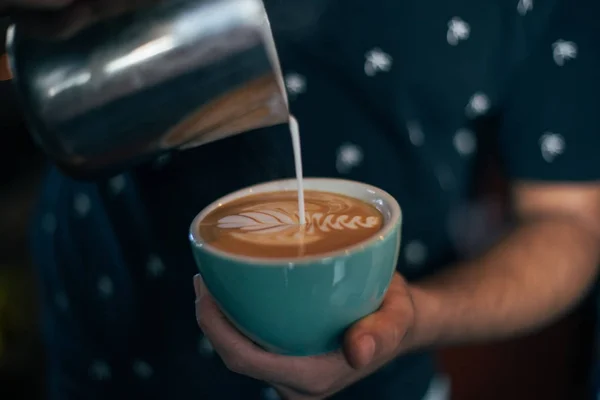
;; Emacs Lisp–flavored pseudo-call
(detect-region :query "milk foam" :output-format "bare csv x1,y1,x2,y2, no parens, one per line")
215,193,381,247
289,116,306,225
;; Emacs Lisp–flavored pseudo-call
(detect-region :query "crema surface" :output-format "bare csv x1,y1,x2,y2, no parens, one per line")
198,190,383,258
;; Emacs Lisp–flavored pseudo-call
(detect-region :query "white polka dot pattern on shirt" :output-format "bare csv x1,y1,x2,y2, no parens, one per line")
146,254,165,278
447,17,470,46
108,175,126,195
89,360,111,381
198,336,214,356
97,276,114,298
422,375,452,400
552,40,577,66
517,0,533,15
404,240,428,266
336,143,364,174
407,121,425,146
465,92,490,118
261,387,281,400
153,153,172,169
453,129,477,156
539,132,565,162
133,360,154,379
285,72,307,96
364,48,393,76
41,212,57,234
73,193,91,217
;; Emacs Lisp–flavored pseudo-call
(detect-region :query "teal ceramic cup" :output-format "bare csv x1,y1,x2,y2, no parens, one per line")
189,178,402,356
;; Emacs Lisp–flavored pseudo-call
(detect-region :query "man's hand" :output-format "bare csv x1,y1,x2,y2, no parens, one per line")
194,273,416,399
194,182,600,399
407,182,600,349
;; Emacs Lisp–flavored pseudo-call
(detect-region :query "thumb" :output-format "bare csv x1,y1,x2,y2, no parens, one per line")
343,278,415,369
343,310,402,369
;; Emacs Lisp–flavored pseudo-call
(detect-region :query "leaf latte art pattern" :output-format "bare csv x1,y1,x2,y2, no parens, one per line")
218,210,379,246
200,191,384,257
219,211,379,231
304,213,380,232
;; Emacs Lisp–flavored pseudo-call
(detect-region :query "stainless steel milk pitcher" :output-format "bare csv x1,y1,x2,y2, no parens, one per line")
4,0,289,178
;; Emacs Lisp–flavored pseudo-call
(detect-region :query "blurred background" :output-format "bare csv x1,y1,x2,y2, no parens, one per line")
0,16,596,400
0,77,47,399
1,69,596,400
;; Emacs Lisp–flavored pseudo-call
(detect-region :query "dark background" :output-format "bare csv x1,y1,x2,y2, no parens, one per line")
0,16,596,400
1,79,596,400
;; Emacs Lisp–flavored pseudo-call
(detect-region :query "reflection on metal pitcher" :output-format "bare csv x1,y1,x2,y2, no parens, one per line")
5,0,288,178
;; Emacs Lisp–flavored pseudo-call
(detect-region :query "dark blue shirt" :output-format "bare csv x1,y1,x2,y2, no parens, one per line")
30,0,600,399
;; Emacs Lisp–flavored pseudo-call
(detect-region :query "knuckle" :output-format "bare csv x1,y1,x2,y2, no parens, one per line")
195,301,207,328
389,321,402,346
195,296,213,326
222,355,248,374
390,318,411,351
306,378,334,396
376,316,405,355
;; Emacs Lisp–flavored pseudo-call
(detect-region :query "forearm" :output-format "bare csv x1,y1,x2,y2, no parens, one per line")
405,216,600,351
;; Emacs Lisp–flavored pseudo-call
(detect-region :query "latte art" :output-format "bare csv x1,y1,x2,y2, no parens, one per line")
304,213,380,231
218,210,379,246
198,190,384,258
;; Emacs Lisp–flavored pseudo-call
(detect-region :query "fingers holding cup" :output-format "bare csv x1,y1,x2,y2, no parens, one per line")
343,274,416,369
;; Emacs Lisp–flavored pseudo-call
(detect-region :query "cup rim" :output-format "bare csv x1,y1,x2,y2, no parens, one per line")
189,178,402,265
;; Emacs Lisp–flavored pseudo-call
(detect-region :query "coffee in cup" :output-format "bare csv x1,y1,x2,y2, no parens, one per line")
189,178,402,356
197,190,383,258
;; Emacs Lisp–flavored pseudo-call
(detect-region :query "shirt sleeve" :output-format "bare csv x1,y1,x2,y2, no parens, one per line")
499,0,600,182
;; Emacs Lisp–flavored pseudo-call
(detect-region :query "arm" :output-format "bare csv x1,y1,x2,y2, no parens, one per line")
193,182,600,400
403,0,600,353
407,182,600,350
194,0,600,397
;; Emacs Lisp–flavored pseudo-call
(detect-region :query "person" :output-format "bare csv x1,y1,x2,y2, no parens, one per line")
3,0,600,399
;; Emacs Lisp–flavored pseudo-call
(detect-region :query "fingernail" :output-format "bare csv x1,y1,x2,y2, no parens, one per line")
359,335,376,365
193,274,203,298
